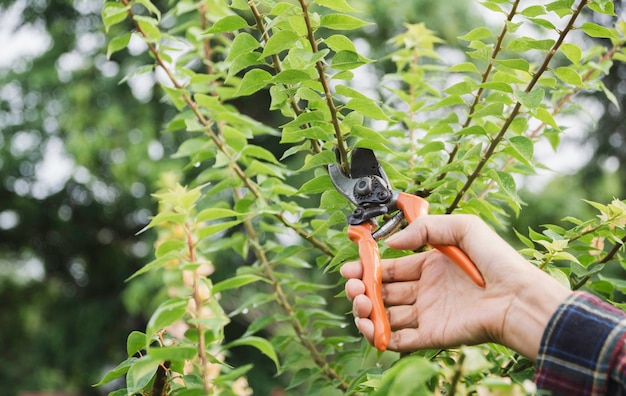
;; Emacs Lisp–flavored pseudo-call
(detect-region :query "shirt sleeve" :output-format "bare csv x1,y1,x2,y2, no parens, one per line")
534,291,626,395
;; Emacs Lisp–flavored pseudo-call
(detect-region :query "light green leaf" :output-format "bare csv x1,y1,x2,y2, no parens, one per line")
448,62,481,74
101,2,129,32
324,34,357,52
315,0,358,12
205,15,249,34
127,331,146,357
107,32,131,59
331,50,370,70
272,69,311,84
560,43,582,64
135,0,161,20
226,33,261,61
155,239,185,258
262,30,303,57
515,88,544,110
235,69,273,97
553,66,584,87
345,99,392,121
320,14,372,30
580,22,619,39
298,151,337,172
495,58,530,72
126,356,161,394
520,5,546,17
213,274,268,294
294,174,334,195
225,336,280,371
374,355,440,396
197,208,243,222
126,251,179,281
458,27,492,41
147,346,197,361
93,357,137,386
197,220,244,239
470,102,504,119
146,299,188,341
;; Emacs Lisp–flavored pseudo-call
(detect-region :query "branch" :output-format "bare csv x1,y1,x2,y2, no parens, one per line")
298,0,349,174
121,0,334,257
446,0,589,213
233,188,350,392
441,0,521,175
248,1,322,153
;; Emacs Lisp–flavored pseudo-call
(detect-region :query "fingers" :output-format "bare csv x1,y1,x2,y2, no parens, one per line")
342,251,435,285
386,214,481,251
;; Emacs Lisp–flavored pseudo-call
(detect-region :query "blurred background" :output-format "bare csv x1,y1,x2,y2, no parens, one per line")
0,0,623,394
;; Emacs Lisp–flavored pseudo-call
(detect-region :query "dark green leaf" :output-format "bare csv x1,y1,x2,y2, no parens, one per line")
147,346,197,361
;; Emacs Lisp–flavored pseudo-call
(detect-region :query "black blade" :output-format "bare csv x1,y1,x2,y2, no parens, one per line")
350,148,383,178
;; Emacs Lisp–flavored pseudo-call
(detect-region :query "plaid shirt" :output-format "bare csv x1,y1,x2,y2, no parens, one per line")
534,291,626,395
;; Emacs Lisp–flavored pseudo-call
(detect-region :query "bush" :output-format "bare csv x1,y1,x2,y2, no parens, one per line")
97,0,626,394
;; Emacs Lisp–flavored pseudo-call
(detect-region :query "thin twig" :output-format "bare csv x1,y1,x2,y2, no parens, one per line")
446,0,589,213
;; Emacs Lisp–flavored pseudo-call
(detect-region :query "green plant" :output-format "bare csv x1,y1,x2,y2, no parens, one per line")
97,0,626,394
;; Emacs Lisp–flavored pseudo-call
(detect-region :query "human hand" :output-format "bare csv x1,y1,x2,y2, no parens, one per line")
341,214,572,360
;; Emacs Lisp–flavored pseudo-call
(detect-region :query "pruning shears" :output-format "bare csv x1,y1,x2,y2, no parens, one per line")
329,148,485,351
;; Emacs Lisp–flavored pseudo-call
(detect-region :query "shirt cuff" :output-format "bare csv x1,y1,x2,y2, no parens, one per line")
534,291,626,395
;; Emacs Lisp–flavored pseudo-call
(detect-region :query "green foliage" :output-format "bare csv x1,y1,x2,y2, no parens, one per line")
97,0,626,394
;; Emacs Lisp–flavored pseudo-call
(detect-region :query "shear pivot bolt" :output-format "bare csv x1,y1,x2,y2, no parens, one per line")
355,178,373,196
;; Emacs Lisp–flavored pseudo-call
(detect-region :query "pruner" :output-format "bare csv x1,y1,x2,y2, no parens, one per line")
329,148,485,351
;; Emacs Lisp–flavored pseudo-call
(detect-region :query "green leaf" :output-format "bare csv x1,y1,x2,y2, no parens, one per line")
272,69,311,84
320,14,372,30
127,331,147,357
493,170,518,200
515,88,544,110
294,174,334,195
560,42,582,64
324,34,357,52
345,99,391,121
107,32,131,59
93,357,137,386
331,50,370,70
520,5,546,17
213,274,268,294
101,2,129,32
126,356,161,394
553,66,584,87
224,336,280,371
507,37,554,52
470,102,504,119
155,239,185,258
315,0,358,12
374,355,440,396
135,0,161,20
262,30,303,57
147,345,197,361
503,135,534,166
458,27,492,41
197,208,243,221
235,69,273,97
448,62,481,74
298,151,337,172
226,33,261,61
580,22,619,39
197,220,244,239
146,299,188,342
495,58,530,72
205,15,249,34
126,251,179,281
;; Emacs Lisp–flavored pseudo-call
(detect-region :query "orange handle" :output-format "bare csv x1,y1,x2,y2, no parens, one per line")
348,223,391,351
396,193,486,288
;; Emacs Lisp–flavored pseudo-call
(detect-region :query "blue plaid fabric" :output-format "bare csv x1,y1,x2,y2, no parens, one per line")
534,292,626,395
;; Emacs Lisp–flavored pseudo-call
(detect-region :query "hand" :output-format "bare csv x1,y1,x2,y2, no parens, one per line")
341,214,572,360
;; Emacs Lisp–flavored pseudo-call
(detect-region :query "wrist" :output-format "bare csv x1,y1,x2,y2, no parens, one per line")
500,266,572,361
